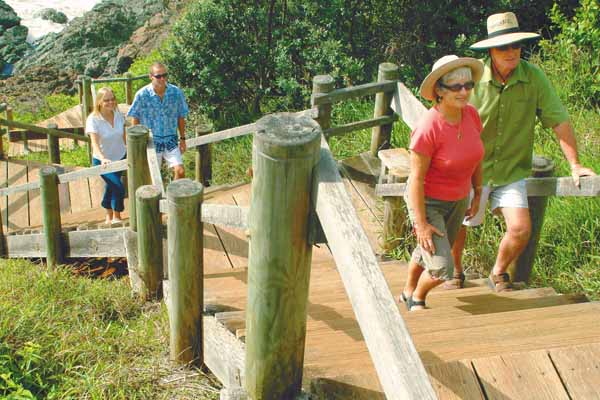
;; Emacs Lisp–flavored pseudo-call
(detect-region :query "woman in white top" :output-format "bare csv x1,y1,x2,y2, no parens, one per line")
85,87,127,224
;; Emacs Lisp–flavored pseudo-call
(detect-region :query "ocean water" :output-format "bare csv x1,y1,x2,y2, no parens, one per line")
5,0,101,42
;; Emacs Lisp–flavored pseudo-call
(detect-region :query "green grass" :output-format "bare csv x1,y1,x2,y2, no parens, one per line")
13,145,92,168
0,259,220,399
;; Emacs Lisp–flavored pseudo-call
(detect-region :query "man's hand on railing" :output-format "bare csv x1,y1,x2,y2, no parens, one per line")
571,163,596,188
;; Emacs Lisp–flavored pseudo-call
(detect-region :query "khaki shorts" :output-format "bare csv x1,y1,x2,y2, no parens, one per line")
156,146,184,168
405,196,469,280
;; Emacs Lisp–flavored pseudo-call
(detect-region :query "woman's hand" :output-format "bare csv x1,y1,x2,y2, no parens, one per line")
465,193,481,221
415,222,444,255
100,158,111,165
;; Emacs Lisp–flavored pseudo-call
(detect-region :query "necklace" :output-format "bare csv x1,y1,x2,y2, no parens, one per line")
492,60,509,86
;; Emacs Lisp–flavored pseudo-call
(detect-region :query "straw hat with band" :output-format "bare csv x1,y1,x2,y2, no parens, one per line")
471,12,541,51
419,55,483,102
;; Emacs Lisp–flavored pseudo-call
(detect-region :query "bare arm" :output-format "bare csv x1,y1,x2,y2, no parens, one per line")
466,162,483,220
178,117,187,153
553,120,596,186
132,117,140,125
408,151,443,254
89,132,109,164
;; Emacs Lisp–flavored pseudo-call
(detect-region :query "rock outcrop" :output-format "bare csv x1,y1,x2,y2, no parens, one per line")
36,8,68,25
0,0,30,74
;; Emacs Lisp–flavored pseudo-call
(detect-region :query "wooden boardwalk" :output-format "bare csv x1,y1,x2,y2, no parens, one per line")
3,153,599,399
200,171,600,399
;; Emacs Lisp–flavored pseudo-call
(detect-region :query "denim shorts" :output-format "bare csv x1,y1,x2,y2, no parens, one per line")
405,196,469,280
463,179,529,227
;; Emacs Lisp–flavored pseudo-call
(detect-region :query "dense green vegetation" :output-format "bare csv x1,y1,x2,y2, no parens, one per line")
0,260,220,399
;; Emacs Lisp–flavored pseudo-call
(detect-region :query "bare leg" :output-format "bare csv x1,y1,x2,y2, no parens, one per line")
173,164,185,180
105,209,113,224
403,260,424,299
450,226,467,274
113,210,122,220
412,271,444,311
493,207,531,275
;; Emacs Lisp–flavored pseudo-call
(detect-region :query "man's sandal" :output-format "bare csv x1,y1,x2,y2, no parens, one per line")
408,298,426,311
488,272,513,292
443,271,465,290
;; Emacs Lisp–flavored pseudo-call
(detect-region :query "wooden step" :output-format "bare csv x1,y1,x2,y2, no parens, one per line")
308,343,600,400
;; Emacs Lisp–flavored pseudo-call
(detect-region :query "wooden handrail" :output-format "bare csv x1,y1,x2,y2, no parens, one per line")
315,136,436,400
311,80,396,106
323,115,397,137
74,74,148,84
0,118,90,142
376,176,600,197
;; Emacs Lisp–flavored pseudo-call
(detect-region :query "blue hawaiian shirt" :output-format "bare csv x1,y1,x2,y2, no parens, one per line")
128,83,189,152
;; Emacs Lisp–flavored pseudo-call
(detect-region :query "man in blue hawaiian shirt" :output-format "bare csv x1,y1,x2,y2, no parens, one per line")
128,62,189,179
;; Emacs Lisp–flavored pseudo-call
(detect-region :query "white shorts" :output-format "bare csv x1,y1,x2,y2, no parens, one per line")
463,179,529,227
156,146,183,168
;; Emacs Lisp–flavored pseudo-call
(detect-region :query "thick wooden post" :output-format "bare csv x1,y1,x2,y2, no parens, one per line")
82,76,93,163
47,123,61,164
135,185,163,300
195,124,212,186
4,107,22,155
245,113,321,400
40,166,63,267
513,156,555,283
125,72,134,105
311,75,334,131
370,63,399,157
127,125,151,232
167,179,204,365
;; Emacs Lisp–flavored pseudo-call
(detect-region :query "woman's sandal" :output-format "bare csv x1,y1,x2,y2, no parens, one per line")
408,298,426,311
399,292,412,311
443,271,465,290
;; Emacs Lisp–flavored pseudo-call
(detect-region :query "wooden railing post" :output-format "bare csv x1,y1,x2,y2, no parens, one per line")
370,63,399,157
82,76,93,163
245,113,321,400
47,123,60,164
127,125,151,232
125,72,133,105
195,124,212,186
311,75,335,132
4,106,21,155
40,166,63,267
0,102,6,159
136,185,163,300
512,156,555,283
167,179,204,365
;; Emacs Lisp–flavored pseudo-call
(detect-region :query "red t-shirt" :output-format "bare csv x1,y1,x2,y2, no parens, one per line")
410,104,484,201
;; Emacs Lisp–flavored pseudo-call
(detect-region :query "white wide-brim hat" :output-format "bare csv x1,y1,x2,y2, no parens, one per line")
419,55,483,101
471,12,541,50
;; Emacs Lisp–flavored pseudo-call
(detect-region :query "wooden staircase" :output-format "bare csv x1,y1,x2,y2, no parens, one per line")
206,259,600,399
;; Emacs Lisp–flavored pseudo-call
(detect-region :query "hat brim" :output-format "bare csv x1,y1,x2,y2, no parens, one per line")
419,58,484,102
470,32,541,51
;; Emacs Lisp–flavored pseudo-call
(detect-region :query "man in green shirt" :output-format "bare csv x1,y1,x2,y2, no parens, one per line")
449,12,596,291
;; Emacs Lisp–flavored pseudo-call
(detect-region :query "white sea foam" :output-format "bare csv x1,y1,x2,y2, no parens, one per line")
4,0,101,42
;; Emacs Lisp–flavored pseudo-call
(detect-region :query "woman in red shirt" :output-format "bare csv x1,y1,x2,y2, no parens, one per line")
401,55,484,311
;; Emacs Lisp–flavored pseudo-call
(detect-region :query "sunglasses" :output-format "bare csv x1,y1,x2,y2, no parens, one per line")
152,73,168,79
439,81,475,92
496,43,522,51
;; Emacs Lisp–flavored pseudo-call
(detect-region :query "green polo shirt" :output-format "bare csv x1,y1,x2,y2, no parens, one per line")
470,58,569,186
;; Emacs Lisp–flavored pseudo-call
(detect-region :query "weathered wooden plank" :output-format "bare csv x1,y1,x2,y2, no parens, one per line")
88,175,105,209
311,81,397,106
526,175,600,197
90,74,147,83
549,343,600,400
146,137,165,197
40,166,64,266
68,175,92,213
0,160,8,231
315,136,436,400
391,82,427,131
5,233,45,257
472,350,569,400
324,115,397,138
204,314,245,387
376,176,600,197
27,165,42,227
159,200,249,230
0,118,91,141
185,109,317,150
6,161,29,231
58,159,127,184
370,64,399,156
66,227,127,257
